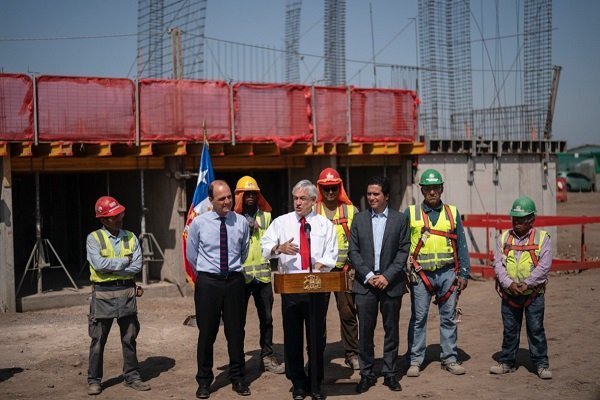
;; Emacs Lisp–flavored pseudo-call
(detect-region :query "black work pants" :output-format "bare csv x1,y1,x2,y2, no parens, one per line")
195,272,246,386
282,293,327,389
244,280,275,358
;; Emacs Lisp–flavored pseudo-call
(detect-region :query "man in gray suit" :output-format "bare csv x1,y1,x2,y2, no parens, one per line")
349,176,410,393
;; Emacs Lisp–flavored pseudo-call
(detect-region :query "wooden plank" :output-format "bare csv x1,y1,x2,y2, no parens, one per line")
11,156,165,172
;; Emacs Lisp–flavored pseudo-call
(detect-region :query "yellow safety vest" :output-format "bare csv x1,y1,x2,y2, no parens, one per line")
242,210,272,283
409,204,458,271
316,203,355,269
89,229,136,283
501,229,548,295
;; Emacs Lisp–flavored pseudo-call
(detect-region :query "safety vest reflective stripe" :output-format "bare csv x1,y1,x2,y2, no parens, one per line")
408,204,459,305
242,263,272,280
316,202,354,268
89,229,136,283
243,210,272,283
499,228,547,296
409,204,457,271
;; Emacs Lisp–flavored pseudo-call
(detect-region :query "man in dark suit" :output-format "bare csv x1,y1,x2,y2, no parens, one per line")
349,176,410,393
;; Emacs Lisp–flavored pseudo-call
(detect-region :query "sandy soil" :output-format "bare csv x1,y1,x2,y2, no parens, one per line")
1,193,599,400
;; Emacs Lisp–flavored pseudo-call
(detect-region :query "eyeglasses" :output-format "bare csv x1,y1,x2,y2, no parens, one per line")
322,185,339,193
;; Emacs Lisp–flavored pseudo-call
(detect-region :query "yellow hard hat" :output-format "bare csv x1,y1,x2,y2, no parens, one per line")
235,176,260,192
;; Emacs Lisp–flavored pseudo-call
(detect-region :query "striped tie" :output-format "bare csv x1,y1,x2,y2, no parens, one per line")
219,216,228,275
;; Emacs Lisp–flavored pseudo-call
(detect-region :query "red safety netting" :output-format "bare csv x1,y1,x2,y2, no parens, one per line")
233,83,312,148
351,88,418,142
139,79,230,141
313,86,348,142
37,76,135,142
0,74,34,141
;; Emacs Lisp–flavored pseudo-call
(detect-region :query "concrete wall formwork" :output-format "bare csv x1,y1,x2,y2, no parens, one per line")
412,154,557,257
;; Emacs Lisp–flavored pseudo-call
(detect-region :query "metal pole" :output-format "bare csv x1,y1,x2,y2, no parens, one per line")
135,78,140,147
311,84,318,146
581,224,586,262
33,74,39,146
34,172,43,293
369,3,377,88
306,235,318,397
140,170,148,285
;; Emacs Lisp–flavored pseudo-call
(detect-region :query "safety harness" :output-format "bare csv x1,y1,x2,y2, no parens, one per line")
410,204,459,305
317,202,351,270
496,228,546,309
318,202,351,239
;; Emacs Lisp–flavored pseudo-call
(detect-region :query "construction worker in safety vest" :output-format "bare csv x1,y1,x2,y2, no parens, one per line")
86,196,150,395
405,168,470,377
235,176,285,374
490,196,552,379
315,168,360,370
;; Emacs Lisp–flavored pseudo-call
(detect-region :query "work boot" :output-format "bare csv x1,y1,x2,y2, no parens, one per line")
125,379,151,391
489,363,516,374
537,367,552,380
406,365,420,377
261,355,285,374
344,354,360,370
442,362,466,375
87,383,102,395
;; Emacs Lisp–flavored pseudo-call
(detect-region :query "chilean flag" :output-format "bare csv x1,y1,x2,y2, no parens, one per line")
182,140,214,284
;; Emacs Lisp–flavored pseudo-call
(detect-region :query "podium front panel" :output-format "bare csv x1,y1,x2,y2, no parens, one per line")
273,271,348,294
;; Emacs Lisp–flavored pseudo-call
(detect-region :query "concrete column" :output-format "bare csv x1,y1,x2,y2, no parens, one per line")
144,158,189,295
1,152,16,313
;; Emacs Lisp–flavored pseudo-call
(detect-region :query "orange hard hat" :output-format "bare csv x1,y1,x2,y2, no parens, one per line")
317,168,342,185
95,196,125,218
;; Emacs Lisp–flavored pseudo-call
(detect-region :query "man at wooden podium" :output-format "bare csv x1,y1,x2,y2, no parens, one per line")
349,176,410,393
261,180,338,400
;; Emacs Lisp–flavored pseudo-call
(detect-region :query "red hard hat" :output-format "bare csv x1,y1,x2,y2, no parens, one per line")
317,168,342,185
95,196,125,218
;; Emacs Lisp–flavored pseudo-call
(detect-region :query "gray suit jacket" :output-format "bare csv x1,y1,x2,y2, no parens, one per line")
349,207,410,297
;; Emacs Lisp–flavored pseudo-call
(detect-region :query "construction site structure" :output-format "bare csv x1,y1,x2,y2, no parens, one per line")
137,0,207,79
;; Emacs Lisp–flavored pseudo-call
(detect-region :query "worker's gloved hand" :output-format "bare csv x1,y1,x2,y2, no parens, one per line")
457,277,468,291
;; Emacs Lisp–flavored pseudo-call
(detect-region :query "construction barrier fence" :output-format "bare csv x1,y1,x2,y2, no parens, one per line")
0,74,419,146
463,213,600,278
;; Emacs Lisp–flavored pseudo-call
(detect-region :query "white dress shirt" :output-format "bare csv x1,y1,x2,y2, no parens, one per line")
364,206,388,283
261,211,338,273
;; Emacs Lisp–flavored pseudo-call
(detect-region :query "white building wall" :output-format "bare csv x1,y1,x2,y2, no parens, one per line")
410,154,557,258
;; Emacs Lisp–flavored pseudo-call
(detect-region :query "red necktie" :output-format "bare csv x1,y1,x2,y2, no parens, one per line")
299,217,310,270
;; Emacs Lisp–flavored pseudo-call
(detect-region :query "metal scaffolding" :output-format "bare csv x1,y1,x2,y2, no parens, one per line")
418,0,553,141
524,0,552,139
137,0,207,79
418,0,473,139
285,0,302,83
324,0,346,86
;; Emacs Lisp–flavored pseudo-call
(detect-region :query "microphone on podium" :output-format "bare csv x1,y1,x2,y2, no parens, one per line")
304,222,311,241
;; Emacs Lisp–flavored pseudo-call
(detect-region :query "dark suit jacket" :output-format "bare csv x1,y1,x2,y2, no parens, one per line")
349,207,410,298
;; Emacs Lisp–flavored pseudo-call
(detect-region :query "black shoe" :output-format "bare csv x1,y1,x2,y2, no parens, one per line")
383,376,402,391
311,391,325,400
355,376,376,393
292,386,307,400
232,380,251,396
196,384,210,399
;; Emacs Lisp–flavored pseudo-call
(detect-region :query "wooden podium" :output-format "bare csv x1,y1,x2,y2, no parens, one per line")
273,271,348,294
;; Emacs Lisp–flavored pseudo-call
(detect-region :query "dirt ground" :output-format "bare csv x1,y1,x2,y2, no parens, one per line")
1,193,600,400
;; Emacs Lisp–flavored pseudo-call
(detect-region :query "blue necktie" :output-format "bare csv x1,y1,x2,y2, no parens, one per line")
219,217,228,275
